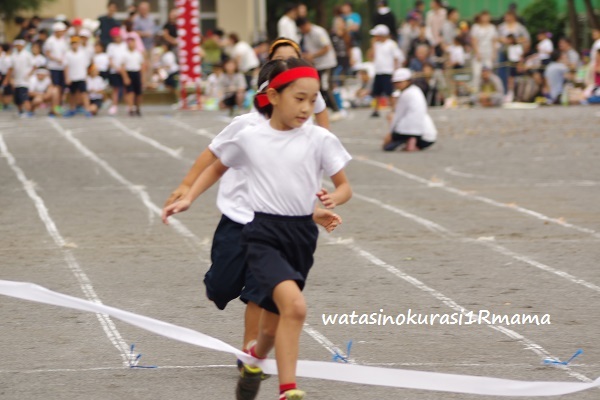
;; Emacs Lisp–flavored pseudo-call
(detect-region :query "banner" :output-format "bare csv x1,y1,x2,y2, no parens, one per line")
175,0,202,86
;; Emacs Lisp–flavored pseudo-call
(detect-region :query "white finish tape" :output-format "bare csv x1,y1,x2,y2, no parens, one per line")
1,280,599,397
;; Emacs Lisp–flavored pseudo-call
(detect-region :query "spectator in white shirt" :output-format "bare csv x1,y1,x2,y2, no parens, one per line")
63,36,92,117
383,68,437,152
218,58,246,115
121,36,146,116
107,27,127,115
557,37,581,70
93,42,110,80
159,41,179,93
228,33,260,89
367,24,404,117
43,22,69,96
87,65,107,115
5,40,35,116
536,31,554,65
29,68,59,115
31,42,47,68
425,0,447,47
277,3,300,44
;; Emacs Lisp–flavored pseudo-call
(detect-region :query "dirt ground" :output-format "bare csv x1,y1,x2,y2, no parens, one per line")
0,105,599,400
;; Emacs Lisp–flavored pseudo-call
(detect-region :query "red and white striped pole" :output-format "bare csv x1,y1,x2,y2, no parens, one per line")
175,0,202,110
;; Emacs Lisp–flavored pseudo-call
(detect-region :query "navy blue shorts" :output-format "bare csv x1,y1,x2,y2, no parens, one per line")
125,71,142,95
204,215,262,310
14,87,29,105
372,74,393,97
242,213,318,314
165,72,179,89
387,132,435,151
69,80,87,94
0,74,12,96
50,69,66,88
109,73,123,88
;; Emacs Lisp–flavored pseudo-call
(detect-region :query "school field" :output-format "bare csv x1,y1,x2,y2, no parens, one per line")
0,105,599,399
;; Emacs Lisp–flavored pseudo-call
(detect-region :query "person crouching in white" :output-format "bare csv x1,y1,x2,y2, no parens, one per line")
28,68,60,115
382,68,437,152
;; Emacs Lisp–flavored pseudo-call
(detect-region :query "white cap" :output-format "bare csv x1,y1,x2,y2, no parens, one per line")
392,68,412,82
369,24,390,37
35,68,50,75
13,39,26,46
52,22,67,32
79,28,91,38
55,14,67,22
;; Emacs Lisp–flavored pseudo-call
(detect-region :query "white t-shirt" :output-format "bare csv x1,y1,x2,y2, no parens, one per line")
93,53,110,72
211,120,351,216
43,35,68,70
107,42,127,73
0,53,12,74
28,75,51,93
470,23,498,61
231,41,260,73
64,49,90,81
374,39,404,74
161,51,179,74
122,49,144,71
537,38,553,60
314,92,326,114
390,84,436,140
447,44,465,66
591,38,600,64
11,50,35,88
350,46,363,71
507,44,524,63
86,76,106,100
302,25,337,70
277,15,300,43
33,54,47,68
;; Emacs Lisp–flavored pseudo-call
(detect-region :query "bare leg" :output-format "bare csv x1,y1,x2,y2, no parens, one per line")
404,136,418,152
243,302,262,350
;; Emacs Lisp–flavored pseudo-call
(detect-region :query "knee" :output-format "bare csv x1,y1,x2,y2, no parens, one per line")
281,296,307,323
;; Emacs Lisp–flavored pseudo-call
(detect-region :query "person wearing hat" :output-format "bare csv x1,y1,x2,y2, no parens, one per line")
78,28,95,62
106,27,127,115
367,24,405,117
382,68,437,152
4,40,35,117
43,21,69,106
28,68,59,115
63,36,93,117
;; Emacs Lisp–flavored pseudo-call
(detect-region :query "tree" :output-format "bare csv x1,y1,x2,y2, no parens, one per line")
521,0,564,43
0,0,56,18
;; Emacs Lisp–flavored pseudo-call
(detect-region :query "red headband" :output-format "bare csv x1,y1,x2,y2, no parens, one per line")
255,67,320,108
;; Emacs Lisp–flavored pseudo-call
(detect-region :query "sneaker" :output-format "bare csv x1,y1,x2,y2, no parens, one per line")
63,110,77,118
370,110,380,118
108,105,117,115
383,141,404,152
279,389,306,400
235,363,263,400
135,108,141,117
84,111,93,118
19,111,33,119
128,110,135,117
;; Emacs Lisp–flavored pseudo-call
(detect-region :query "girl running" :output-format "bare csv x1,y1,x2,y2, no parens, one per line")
163,58,352,400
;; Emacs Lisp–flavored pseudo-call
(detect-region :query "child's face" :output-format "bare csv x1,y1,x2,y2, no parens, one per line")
394,80,410,91
71,42,79,51
127,39,136,50
36,73,46,80
95,45,103,53
223,61,236,74
269,77,319,130
89,69,98,77
32,45,41,55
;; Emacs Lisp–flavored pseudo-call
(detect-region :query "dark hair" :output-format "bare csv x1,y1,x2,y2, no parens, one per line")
38,28,49,36
15,16,26,25
108,0,118,7
228,33,240,44
254,58,314,117
295,17,309,28
447,7,457,16
283,3,297,14
415,0,424,6
95,41,106,51
268,37,301,60
550,49,561,62
1,43,11,52
213,29,224,37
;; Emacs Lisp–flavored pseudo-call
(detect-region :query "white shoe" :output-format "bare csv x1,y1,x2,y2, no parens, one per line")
108,105,117,115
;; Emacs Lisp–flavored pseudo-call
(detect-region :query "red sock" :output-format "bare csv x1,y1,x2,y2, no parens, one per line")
248,344,265,360
279,383,296,394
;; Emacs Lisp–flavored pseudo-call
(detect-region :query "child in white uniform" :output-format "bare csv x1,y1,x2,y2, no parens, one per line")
163,59,352,400
28,68,59,115
121,36,145,116
6,40,35,117
63,36,92,117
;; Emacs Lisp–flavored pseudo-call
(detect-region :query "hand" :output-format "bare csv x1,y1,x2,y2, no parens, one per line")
164,184,190,207
313,208,342,233
316,188,336,209
303,53,314,62
162,199,191,224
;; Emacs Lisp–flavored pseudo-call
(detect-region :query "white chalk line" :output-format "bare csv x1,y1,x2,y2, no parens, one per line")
49,118,348,364
325,183,600,294
322,234,592,383
126,118,594,377
0,133,131,366
108,119,183,159
358,157,600,239
48,119,208,261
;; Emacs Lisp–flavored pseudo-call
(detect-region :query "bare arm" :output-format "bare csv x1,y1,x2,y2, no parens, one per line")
314,110,330,130
164,148,217,206
162,160,229,223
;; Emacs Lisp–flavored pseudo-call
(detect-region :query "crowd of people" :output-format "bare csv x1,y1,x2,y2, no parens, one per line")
0,1,180,117
2,0,599,119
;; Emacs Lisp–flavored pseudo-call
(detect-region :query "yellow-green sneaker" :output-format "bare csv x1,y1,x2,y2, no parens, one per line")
235,363,263,400
279,389,306,400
